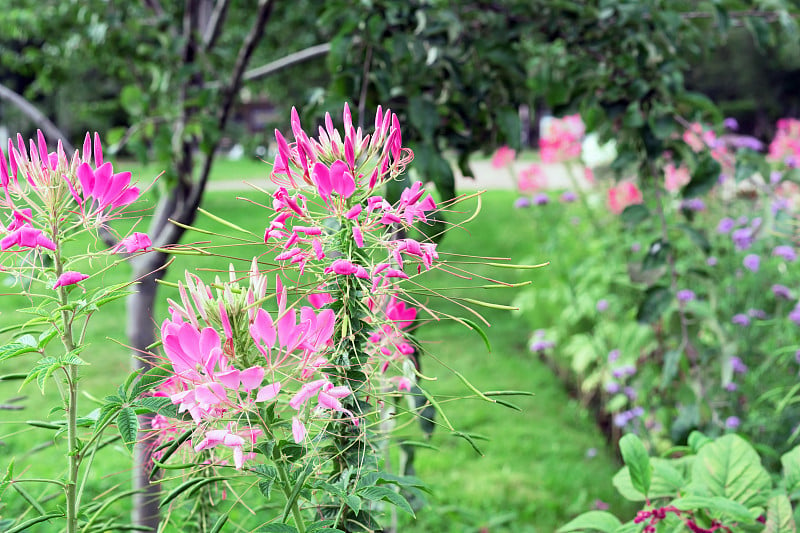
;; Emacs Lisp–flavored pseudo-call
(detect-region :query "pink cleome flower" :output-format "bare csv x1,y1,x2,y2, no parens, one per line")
607,182,643,215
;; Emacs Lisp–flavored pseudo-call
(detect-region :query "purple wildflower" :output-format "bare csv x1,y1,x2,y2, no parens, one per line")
773,284,794,300
707,256,718,266
730,136,764,151
514,197,531,209
593,499,609,511
596,299,609,312
612,364,636,379
631,242,641,253
560,191,577,203
732,228,753,251
723,117,739,131
717,217,735,234
770,171,783,184
681,198,706,211
748,308,767,320
773,198,790,214
732,314,751,326
725,416,740,429
676,289,696,303
624,386,637,401
743,254,760,272
796,349,800,364
607,348,620,362
789,306,800,326
605,382,621,394
725,382,738,392
773,245,797,262
533,193,549,205
585,448,598,459
730,356,748,374
737,215,750,226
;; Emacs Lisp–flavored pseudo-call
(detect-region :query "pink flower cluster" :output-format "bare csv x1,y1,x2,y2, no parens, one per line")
607,182,643,215
768,118,800,166
156,269,358,469
539,114,585,163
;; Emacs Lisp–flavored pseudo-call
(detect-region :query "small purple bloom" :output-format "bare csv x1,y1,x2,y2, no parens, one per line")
748,308,767,320
730,136,764,151
789,306,800,326
586,447,598,459
773,198,790,215
613,412,629,427
732,228,753,251
607,348,620,362
597,299,609,312
612,364,636,379
514,197,531,209
593,499,609,511
773,245,797,262
732,314,751,326
631,406,645,417
707,256,718,266
605,381,621,394
631,242,641,253
681,198,706,211
723,117,739,131
771,170,783,184
737,215,750,226
676,289,696,303
624,386,637,400
725,416,740,429
730,356,748,374
717,217,735,234
795,349,800,364
533,193,549,205
743,254,760,272
772,284,793,299
560,191,577,203
725,382,738,392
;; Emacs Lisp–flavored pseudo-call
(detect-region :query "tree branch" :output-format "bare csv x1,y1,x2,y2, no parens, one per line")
204,42,331,88
0,83,75,153
202,0,230,50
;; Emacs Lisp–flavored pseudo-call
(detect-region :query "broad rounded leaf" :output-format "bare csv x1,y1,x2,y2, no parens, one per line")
619,434,651,496
690,434,771,509
765,493,796,533
556,511,622,532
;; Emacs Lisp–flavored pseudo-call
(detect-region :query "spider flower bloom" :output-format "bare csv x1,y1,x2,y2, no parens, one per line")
607,182,643,214
75,162,140,222
664,163,690,192
114,232,151,253
768,118,800,164
517,163,546,192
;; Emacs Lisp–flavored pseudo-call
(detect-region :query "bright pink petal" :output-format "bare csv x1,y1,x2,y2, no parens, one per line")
256,381,281,402
239,366,265,391
53,271,89,289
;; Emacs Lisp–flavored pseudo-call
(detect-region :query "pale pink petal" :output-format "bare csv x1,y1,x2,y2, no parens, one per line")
292,416,306,443
256,381,281,402
239,366,265,391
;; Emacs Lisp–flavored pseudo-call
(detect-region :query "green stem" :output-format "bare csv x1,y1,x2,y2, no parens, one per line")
275,458,307,533
564,161,599,230
54,249,80,533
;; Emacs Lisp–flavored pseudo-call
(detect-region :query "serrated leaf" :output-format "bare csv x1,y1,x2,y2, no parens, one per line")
345,494,361,514
556,511,622,532
690,434,771,509
612,458,683,502
619,434,651,496
357,486,414,517
116,407,138,452
129,365,172,399
133,396,176,417
765,493,796,533
671,495,755,524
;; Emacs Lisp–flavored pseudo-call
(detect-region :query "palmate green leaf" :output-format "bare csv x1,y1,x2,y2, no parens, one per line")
689,434,771,509
0,341,39,363
116,407,139,452
765,493,796,533
129,365,172,399
22,356,57,392
781,445,800,496
133,395,177,417
619,434,651,496
556,510,621,532
357,485,415,517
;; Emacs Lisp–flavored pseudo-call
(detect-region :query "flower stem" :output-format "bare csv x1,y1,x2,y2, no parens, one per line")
54,249,80,533
276,452,306,533
564,162,599,230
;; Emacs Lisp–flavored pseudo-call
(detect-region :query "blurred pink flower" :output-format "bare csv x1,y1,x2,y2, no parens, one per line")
768,118,800,165
0,224,56,251
683,122,716,152
491,146,516,168
517,163,547,193
539,114,584,163
664,163,690,192
607,182,643,214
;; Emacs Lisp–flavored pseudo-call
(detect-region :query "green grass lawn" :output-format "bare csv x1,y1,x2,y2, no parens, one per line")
0,181,631,531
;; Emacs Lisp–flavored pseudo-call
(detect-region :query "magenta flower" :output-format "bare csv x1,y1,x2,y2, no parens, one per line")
76,162,140,221
789,306,800,326
114,232,151,253
676,289,696,303
539,114,585,163
730,356,748,374
194,424,262,470
596,299,609,312
1,224,56,251
772,284,793,299
725,416,740,430
732,314,750,326
717,217,735,234
53,271,89,288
